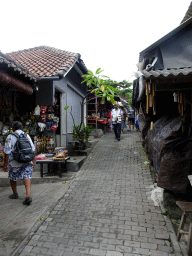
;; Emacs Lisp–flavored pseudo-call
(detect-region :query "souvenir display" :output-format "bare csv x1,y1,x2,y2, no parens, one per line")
38,122,46,132
48,106,54,113
0,65,60,160
0,103,60,161
0,150,4,166
2,126,9,136
34,105,40,116
40,114,47,122
53,150,68,160
40,106,47,114
51,124,57,131
35,154,46,160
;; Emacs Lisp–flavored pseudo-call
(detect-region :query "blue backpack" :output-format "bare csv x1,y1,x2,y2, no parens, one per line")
12,132,34,163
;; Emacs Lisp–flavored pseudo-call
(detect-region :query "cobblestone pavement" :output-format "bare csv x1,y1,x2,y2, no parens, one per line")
18,132,181,256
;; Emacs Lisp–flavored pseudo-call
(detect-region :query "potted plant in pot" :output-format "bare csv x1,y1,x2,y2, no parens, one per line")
64,105,94,150
72,123,94,150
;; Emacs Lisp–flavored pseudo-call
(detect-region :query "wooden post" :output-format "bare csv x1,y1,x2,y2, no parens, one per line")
177,212,187,241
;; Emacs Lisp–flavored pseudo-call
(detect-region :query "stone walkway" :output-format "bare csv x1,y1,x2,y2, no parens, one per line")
17,132,182,256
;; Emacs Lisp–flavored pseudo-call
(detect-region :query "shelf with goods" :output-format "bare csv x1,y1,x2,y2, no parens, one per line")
0,103,60,167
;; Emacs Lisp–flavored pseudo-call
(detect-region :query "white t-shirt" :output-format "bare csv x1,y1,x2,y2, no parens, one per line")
111,108,123,124
4,130,35,167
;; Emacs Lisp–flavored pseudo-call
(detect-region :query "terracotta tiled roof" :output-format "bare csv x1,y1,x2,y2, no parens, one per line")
0,51,38,81
6,46,80,78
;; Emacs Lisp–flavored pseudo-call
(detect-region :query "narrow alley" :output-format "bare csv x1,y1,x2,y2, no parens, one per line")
17,132,181,256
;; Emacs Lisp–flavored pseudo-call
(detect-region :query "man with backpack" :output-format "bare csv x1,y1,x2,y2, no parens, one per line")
4,121,35,205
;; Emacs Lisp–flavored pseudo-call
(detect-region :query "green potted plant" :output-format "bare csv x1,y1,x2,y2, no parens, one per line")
72,123,94,150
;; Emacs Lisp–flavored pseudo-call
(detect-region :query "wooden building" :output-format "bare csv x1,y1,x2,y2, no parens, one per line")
133,11,192,197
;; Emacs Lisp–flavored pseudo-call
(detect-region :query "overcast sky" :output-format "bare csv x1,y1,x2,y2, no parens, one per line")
1,0,191,82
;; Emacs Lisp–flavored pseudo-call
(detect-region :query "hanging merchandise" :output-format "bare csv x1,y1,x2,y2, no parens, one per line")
29,126,36,136
41,106,47,114
40,136,46,153
152,83,155,97
49,137,54,146
38,122,46,132
34,105,40,116
0,151,5,166
45,122,53,131
47,106,54,113
51,124,57,131
53,116,59,126
2,126,9,136
173,92,178,103
41,114,47,122
36,138,42,153
47,114,54,121
45,136,55,153
137,75,145,101
153,96,156,115
0,97,60,156
150,121,154,130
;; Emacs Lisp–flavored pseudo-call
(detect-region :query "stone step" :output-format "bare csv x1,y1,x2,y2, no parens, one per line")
66,155,87,172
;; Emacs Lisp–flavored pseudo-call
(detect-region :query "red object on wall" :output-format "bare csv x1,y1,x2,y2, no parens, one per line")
0,71,33,95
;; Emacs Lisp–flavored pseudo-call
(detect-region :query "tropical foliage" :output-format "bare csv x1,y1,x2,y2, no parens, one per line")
81,68,118,104
107,79,133,108
72,123,94,149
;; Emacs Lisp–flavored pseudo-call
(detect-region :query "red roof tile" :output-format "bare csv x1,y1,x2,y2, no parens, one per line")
6,46,80,78
0,51,38,81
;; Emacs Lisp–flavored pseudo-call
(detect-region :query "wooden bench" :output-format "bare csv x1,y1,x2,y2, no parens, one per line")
36,156,70,178
176,201,192,255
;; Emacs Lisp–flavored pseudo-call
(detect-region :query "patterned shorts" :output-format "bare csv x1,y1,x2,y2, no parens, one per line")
8,164,33,181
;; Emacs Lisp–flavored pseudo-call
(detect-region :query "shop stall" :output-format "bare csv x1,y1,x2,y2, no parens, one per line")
0,46,89,171
133,17,192,196
86,91,121,132
0,86,62,168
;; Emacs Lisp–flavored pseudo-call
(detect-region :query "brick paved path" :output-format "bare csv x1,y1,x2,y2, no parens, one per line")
19,132,177,256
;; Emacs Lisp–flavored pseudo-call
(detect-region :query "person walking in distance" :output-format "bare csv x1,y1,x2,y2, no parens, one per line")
127,103,136,132
4,121,35,205
111,102,123,141
120,105,127,134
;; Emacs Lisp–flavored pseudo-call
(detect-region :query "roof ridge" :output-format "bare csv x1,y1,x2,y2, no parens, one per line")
44,46,79,57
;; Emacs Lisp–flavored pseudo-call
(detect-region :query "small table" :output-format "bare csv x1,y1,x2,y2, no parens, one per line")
176,201,192,256
36,157,70,178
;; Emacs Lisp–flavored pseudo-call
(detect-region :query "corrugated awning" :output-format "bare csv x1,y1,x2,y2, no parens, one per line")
134,67,192,80
0,71,33,95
